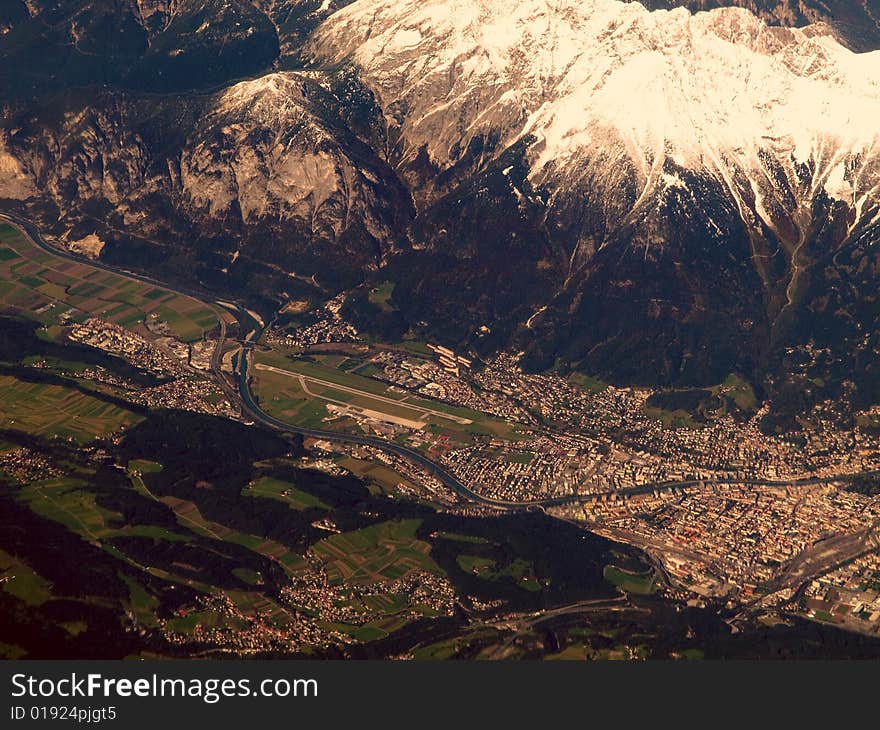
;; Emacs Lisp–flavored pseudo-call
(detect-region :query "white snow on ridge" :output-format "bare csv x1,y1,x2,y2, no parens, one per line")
308,0,880,229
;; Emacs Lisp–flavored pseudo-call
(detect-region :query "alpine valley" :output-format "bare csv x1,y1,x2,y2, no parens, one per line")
6,0,880,660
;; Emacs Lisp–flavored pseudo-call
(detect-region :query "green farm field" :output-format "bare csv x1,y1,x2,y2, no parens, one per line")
244,476,330,512
0,223,218,342
0,374,142,443
310,519,441,585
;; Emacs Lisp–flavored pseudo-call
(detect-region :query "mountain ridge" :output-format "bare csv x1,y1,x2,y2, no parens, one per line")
3,0,880,417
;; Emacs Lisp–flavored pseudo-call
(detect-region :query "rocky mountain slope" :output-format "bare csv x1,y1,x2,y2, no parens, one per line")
0,67,411,294
308,0,880,254
306,0,880,392
0,0,279,96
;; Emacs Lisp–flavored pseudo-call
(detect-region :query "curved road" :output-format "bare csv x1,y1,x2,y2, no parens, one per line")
3,211,878,513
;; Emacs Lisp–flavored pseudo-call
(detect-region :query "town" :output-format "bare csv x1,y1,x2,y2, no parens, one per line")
68,317,235,418
246,314,880,635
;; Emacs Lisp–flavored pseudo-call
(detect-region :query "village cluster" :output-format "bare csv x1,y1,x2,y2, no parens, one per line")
67,317,235,418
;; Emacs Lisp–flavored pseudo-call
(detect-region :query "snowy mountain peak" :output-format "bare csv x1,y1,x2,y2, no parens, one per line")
308,0,880,236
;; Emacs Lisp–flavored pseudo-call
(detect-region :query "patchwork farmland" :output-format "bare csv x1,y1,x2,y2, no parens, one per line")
0,223,218,342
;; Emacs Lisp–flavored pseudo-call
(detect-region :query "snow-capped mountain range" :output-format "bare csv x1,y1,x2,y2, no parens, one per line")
305,0,880,396
3,0,880,402
309,0,880,248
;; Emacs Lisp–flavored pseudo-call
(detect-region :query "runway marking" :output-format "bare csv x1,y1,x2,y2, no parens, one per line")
255,363,473,425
